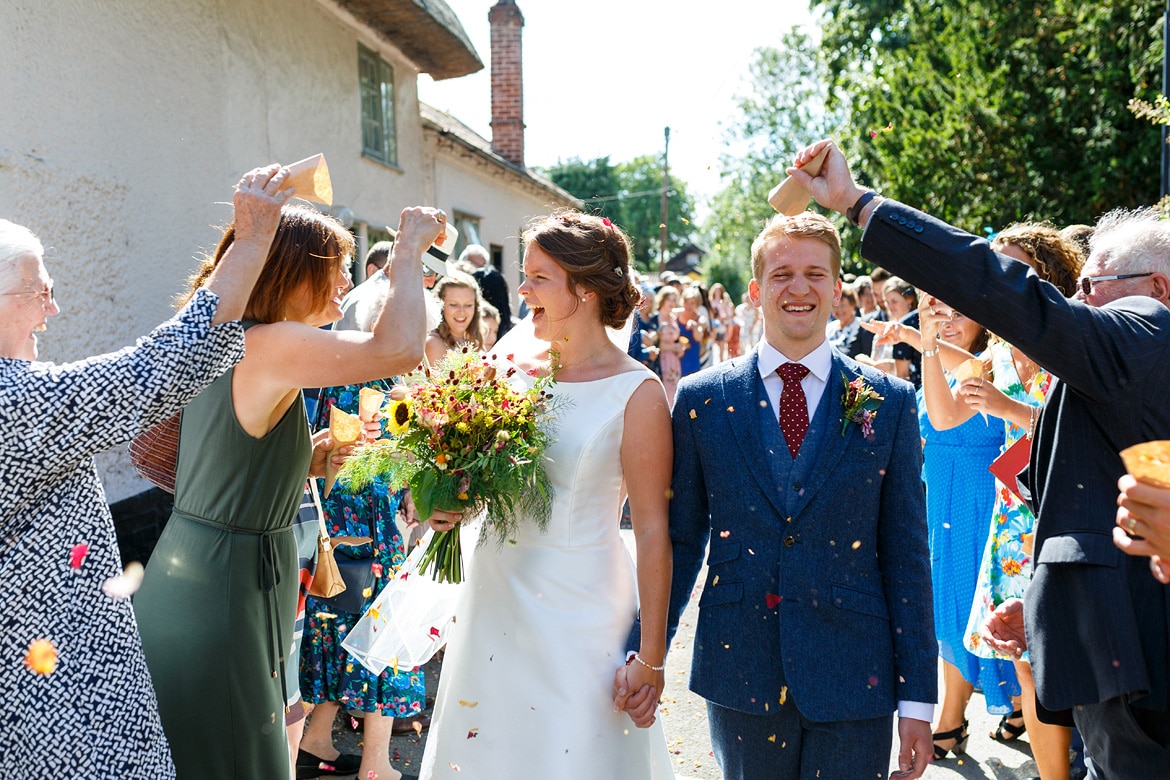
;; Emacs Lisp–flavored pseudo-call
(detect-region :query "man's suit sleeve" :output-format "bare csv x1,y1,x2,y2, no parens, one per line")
663,382,711,647
875,380,937,706
863,200,1167,404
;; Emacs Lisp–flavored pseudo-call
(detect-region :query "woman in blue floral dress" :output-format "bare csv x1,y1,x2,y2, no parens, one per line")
298,380,425,780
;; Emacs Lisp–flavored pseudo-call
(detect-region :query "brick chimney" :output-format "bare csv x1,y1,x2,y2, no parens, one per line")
489,0,525,167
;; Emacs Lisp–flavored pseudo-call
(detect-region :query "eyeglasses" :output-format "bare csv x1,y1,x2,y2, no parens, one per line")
0,282,54,306
1078,272,1153,296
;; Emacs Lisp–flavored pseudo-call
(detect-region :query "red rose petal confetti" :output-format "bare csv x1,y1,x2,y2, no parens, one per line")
467,728,479,739
68,543,89,569
429,626,441,640
765,594,782,608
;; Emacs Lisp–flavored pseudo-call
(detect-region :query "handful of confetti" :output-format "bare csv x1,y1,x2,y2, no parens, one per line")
1121,441,1170,489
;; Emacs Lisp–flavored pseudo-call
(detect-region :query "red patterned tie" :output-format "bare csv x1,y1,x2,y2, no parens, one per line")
777,362,810,458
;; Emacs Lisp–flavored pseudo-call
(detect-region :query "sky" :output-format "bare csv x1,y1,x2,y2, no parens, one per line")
418,0,815,211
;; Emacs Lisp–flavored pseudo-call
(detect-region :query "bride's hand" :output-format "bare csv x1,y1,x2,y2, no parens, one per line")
427,508,462,532
612,660,662,728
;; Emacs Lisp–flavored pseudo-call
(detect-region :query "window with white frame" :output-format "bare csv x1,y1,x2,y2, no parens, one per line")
359,44,396,166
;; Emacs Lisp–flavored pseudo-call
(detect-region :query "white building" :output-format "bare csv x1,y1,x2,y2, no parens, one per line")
1,0,575,512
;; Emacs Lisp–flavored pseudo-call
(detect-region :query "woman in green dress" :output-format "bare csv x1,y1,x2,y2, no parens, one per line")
134,202,445,780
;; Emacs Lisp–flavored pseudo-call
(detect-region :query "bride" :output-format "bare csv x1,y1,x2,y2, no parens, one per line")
418,211,675,779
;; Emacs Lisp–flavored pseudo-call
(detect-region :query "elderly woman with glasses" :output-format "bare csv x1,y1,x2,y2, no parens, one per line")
0,166,293,778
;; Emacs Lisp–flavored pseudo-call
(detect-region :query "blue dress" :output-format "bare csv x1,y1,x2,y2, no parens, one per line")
918,376,1020,714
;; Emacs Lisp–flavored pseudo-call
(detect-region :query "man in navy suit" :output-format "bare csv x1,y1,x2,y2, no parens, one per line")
643,212,936,779
790,139,1170,776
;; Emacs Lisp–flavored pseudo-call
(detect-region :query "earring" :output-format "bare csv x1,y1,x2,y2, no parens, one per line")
581,296,587,301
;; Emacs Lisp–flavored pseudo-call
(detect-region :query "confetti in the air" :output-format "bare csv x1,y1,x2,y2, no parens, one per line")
24,638,58,675
68,543,89,569
102,561,145,600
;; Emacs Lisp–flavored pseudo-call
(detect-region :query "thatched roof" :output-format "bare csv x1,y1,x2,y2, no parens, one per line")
332,0,483,80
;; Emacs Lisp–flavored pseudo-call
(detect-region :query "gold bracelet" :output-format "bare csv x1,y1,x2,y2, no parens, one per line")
633,653,665,672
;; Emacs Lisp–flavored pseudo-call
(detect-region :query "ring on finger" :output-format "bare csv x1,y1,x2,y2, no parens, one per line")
1128,516,1139,534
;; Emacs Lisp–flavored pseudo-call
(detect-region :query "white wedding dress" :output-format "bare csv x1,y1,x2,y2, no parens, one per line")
418,367,675,780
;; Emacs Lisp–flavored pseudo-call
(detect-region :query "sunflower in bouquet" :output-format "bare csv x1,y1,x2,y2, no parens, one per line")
340,347,559,583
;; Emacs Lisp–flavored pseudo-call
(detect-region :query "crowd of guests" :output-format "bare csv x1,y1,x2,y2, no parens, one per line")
7,141,1170,780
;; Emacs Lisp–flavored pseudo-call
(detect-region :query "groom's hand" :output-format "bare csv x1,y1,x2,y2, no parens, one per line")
890,716,932,779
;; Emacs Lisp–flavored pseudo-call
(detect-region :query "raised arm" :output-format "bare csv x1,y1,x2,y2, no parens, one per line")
203,165,293,324
243,206,442,391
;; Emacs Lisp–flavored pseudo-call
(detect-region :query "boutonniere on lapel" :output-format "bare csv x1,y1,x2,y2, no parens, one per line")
841,372,884,440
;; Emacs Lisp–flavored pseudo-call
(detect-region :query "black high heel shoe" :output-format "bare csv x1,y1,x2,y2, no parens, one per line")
932,718,969,760
990,708,1027,742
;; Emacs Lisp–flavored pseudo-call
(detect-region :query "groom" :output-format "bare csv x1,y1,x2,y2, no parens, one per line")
645,213,936,779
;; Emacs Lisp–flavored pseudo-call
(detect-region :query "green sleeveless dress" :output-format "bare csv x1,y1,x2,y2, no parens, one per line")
136,347,311,779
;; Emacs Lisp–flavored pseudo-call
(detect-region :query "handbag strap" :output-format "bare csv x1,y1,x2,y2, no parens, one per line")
308,478,332,551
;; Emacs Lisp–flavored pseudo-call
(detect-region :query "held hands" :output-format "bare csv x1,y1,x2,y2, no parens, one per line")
859,318,919,347
785,140,868,217
979,598,1028,659
1113,474,1170,583
612,658,663,728
233,165,294,247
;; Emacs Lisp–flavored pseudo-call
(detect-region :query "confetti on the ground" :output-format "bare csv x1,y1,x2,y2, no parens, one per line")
68,543,89,569
25,638,58,675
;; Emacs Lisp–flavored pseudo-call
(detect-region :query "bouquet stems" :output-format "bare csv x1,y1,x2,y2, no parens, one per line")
418,525,464,584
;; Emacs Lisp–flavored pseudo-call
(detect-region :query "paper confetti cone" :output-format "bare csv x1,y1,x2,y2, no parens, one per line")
324,406,363,497
285,153,333,206
358,388,386,424
768,146,830,215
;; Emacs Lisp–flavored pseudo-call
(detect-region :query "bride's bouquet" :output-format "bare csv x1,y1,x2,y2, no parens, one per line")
340,348,559,583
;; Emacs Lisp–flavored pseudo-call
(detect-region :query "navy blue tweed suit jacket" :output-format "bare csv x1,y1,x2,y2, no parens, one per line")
640,349,936,722
864,199,1170,712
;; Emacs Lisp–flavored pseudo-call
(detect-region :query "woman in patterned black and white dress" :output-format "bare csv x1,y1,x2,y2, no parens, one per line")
0,166,292,779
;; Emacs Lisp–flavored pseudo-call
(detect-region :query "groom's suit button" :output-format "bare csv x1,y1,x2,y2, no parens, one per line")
792,482,801,491
784,536,795,547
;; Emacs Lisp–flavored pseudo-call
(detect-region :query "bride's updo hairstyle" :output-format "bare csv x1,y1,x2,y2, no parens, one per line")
523,210,641,329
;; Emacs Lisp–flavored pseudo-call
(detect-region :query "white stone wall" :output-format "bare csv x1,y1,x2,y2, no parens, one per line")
0,0,434,500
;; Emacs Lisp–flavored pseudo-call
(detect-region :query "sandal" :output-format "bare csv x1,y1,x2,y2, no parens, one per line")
932,718,969,760
990,709,1026,742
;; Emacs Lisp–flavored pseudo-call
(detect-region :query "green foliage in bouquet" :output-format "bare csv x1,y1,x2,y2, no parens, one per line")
339,348,561,582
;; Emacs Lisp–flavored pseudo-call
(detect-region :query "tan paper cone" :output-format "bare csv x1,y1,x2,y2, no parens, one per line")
285,153,334,206
358,388,386,424
1120,441,1170,489
324,406,362,496
768,146,830,215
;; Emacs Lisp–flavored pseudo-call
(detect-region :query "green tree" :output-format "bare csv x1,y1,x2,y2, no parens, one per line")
614,155,696,272
702,30,854,286
541,155,697,273
815,0,1164,228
